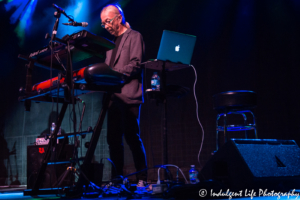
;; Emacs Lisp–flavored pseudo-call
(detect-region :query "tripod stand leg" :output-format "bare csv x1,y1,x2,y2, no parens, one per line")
71,93,111,195
53,168,70,187
56,167,76,187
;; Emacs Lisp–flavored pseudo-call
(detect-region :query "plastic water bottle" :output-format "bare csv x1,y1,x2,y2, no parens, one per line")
50,122,56,135
50,122,61,143
189,165,200,184
151,72,160,91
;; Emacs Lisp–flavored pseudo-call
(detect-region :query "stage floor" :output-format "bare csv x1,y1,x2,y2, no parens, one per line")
0,185,300,200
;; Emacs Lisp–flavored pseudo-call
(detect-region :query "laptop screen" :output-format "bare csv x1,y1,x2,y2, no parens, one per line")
156,30,196,65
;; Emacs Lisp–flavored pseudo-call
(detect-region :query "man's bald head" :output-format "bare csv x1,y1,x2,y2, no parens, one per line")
101,5,126,25
100,4,130,36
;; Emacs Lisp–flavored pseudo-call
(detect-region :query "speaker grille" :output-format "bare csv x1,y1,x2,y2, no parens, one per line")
201,139,300,190
235,143,300,177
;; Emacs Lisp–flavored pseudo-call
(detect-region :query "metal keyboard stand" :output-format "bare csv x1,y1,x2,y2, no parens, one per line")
19,23,118,199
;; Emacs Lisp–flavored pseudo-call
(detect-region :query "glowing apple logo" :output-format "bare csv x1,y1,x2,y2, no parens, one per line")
175,45,180,52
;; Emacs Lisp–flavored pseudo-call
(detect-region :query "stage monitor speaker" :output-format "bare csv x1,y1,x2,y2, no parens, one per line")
200,139,300,191
27,144,74,189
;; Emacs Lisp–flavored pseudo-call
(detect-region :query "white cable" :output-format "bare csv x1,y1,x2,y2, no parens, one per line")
157,164,188,184
190,65,205,167
157,167,161,184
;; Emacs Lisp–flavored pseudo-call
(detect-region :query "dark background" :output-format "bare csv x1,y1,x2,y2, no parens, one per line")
1,0,300,184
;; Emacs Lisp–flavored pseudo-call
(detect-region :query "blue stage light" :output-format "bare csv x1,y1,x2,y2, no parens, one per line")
5,0,37,46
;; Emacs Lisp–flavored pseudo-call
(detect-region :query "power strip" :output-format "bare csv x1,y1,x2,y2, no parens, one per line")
152,184,167,194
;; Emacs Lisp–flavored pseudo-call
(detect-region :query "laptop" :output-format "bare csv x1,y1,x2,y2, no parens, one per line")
156,30,197,65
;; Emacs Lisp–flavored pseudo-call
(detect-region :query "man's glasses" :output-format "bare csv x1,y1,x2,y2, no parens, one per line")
101,15,118,28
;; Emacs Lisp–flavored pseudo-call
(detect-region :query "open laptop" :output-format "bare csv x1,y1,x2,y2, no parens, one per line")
156,30,197,65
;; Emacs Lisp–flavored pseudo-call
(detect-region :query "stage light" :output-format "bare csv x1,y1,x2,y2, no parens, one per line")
5,0,37,46
14,0,37,46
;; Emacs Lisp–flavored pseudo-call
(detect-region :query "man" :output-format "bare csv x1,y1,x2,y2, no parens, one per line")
100,4,147,185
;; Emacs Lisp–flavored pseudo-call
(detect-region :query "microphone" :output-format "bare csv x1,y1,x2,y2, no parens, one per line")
52,4,66,14
63,22,88,27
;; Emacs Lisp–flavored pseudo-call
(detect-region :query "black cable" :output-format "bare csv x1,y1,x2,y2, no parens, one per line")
68,105,72,143
80,133,83,159
66,41,82,171
77,101,82,158
77,100,86,159
101,158,117,179
56,73,60,123
49,42,55,125
121,165,173,181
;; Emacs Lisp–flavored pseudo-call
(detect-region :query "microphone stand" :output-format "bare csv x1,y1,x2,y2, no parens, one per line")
50,4,74,43
50,11,61,42
31,5,77,194
52,4,75,24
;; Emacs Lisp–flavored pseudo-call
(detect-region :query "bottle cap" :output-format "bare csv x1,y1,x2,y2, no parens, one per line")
191,165,195,167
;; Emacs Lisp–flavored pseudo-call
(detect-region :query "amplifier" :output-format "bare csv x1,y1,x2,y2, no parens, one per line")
27,144,74,189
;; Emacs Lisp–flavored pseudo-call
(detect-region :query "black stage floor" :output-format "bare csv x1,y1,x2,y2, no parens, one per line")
1,185,300,200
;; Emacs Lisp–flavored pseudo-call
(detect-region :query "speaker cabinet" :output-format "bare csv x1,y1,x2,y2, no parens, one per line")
201,139,300,191
27,144,74,189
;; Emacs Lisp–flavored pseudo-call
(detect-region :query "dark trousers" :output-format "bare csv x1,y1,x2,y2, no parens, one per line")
107,100,147,181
